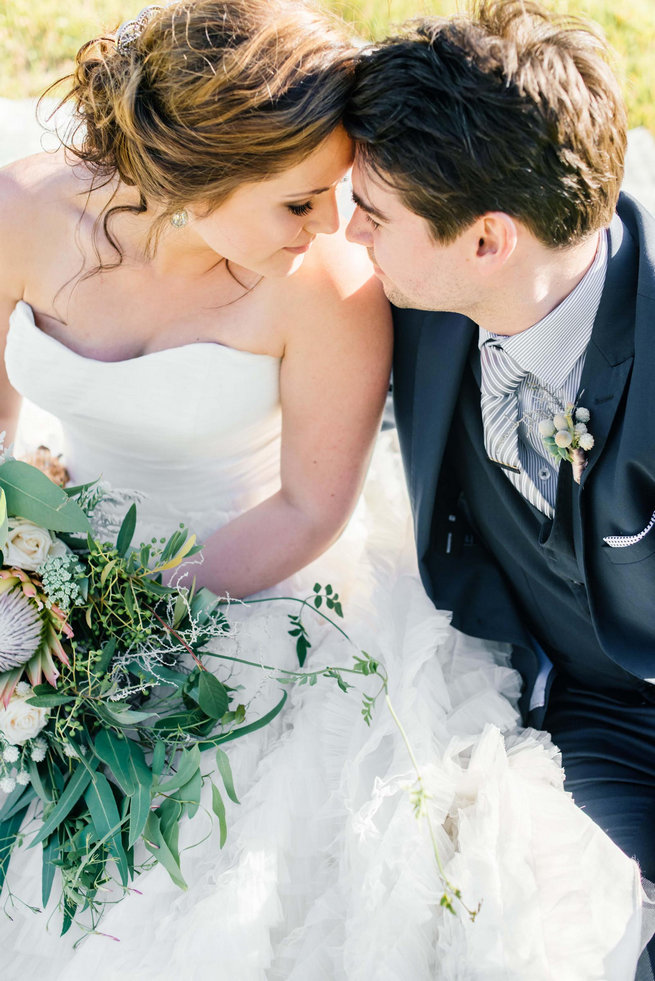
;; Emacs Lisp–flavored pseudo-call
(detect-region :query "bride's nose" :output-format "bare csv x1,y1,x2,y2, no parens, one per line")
307,190,340,235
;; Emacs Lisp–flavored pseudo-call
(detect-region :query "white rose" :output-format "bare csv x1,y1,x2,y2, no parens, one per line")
3,519,56,572
0,690,49,746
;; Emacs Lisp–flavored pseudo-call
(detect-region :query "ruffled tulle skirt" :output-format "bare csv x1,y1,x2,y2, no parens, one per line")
1,415,644,980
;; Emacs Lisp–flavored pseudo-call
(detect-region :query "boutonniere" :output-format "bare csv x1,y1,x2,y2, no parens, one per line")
538,403,594,484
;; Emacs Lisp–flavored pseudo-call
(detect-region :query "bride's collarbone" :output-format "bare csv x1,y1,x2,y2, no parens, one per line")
33,268,285,361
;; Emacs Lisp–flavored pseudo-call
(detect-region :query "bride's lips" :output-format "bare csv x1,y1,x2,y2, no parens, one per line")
284,240,314,255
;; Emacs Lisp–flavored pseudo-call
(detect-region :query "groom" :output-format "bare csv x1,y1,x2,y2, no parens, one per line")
344,0,655,968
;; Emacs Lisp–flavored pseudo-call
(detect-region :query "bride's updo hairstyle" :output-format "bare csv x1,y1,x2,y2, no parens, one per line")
50,0,356,254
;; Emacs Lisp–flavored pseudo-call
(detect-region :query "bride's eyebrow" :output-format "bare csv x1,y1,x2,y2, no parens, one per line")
282,185,331,199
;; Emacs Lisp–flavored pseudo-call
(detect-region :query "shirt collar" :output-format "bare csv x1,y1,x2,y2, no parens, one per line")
478,229,608,388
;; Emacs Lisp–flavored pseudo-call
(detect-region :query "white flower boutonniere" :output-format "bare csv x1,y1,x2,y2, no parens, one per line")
538,403,594,484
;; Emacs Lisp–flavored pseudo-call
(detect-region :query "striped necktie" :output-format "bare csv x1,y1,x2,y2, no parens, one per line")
480,340,526,471
480,339,554,516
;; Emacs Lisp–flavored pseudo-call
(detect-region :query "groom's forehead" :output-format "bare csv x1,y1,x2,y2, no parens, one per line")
351,159,405,221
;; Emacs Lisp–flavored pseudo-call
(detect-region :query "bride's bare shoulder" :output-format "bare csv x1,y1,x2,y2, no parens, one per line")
0,148,87,226
277,224,390,334
0,149,93,296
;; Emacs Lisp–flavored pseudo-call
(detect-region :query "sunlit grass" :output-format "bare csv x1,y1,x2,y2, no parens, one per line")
1,0,653,129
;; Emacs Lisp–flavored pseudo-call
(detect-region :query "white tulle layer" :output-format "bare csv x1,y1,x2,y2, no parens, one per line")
1,422,644,980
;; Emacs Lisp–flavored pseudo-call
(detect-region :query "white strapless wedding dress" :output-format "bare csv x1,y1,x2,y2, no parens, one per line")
1,301,645,980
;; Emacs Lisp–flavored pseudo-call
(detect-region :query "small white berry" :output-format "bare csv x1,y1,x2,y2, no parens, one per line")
555,430,573,448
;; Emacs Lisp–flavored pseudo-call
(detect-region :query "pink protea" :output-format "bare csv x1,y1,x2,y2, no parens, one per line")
0,570,73,706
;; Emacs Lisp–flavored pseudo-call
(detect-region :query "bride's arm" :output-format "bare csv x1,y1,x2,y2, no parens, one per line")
0,168,28,441
183,243,392,598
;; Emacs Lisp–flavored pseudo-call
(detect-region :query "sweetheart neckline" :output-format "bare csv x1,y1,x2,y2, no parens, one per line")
10,300,281,365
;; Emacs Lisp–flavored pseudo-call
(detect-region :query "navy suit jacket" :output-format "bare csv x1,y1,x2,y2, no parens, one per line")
393,193,655,717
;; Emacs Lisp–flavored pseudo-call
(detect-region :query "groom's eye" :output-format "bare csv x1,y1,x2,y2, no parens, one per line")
287,202,313,216
364,213,380,230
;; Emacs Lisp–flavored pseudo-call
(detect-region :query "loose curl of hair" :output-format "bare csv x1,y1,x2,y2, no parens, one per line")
344,0,627,248
44,0,357,265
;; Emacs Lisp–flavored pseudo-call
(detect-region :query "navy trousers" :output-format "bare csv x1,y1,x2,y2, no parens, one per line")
544,677,655,974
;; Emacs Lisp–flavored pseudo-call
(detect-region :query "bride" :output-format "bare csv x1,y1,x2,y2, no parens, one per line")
0,2,645,978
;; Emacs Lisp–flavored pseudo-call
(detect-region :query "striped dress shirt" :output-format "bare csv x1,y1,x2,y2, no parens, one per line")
478,229,608,517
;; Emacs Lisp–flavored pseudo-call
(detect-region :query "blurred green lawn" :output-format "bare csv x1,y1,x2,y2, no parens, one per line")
1,0,653,130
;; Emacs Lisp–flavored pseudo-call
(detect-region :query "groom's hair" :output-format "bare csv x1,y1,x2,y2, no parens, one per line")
344,0,627,247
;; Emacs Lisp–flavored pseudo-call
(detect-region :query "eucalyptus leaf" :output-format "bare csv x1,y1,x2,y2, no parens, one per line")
157,746,201,794
85,771,128,884
84,771,121,842
151,740,166,778
124,738,153,791
157,798,182,857
215,748,239,805
113,838,130,887
125,660,187,687
0,460,91,533
197,671,229,720
95,704,156,728
94,730,138,796
41,833,59,907
210,783,227,848
141,578,175,597
0,810,25,892
28,760,51,805
153,709,208,736
172,768,202,819
128,783,152,850
116,503,137,557
94,638,117,677
200,690,288,749
189,587,221,623
0,782,31,822
143,812,187,890
29,757,99,848
26,693,75,708
0,785,37,821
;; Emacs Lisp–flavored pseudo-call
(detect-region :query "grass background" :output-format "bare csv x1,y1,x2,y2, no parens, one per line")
1,0,653,130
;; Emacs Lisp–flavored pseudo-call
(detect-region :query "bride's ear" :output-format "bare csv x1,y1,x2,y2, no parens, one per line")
473,212,518,270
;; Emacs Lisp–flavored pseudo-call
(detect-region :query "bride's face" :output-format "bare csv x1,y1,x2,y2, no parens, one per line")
189,126,353,277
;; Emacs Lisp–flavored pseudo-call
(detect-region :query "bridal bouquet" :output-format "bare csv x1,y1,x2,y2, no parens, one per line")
0,454,287,935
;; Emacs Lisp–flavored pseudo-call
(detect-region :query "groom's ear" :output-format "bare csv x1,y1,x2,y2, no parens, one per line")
474,213,518,269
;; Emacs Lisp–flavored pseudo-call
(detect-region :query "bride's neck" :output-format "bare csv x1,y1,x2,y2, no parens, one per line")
81,175,236,281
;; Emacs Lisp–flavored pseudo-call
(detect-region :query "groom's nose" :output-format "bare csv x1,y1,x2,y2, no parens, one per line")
345,207,373,247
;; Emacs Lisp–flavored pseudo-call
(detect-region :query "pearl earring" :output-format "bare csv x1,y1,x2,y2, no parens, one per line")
170,210,189,228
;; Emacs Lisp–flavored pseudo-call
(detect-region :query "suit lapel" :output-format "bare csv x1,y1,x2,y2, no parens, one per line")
411,314,476,556
578,211,636,491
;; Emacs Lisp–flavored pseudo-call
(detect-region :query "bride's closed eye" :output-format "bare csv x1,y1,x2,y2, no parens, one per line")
287,202,313,216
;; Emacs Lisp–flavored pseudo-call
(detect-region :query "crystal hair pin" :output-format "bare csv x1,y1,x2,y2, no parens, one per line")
115,5,163,54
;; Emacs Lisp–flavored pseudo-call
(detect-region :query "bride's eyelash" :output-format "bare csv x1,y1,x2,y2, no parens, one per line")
287,202,313,217
365,213,380,230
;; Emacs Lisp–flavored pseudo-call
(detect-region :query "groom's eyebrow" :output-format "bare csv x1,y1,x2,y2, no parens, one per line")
351,190,389,224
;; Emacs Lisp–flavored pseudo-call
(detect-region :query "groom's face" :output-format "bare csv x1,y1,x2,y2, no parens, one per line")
346,159,475,313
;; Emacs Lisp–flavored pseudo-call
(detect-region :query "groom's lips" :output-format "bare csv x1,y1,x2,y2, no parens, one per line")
367,249,383,276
